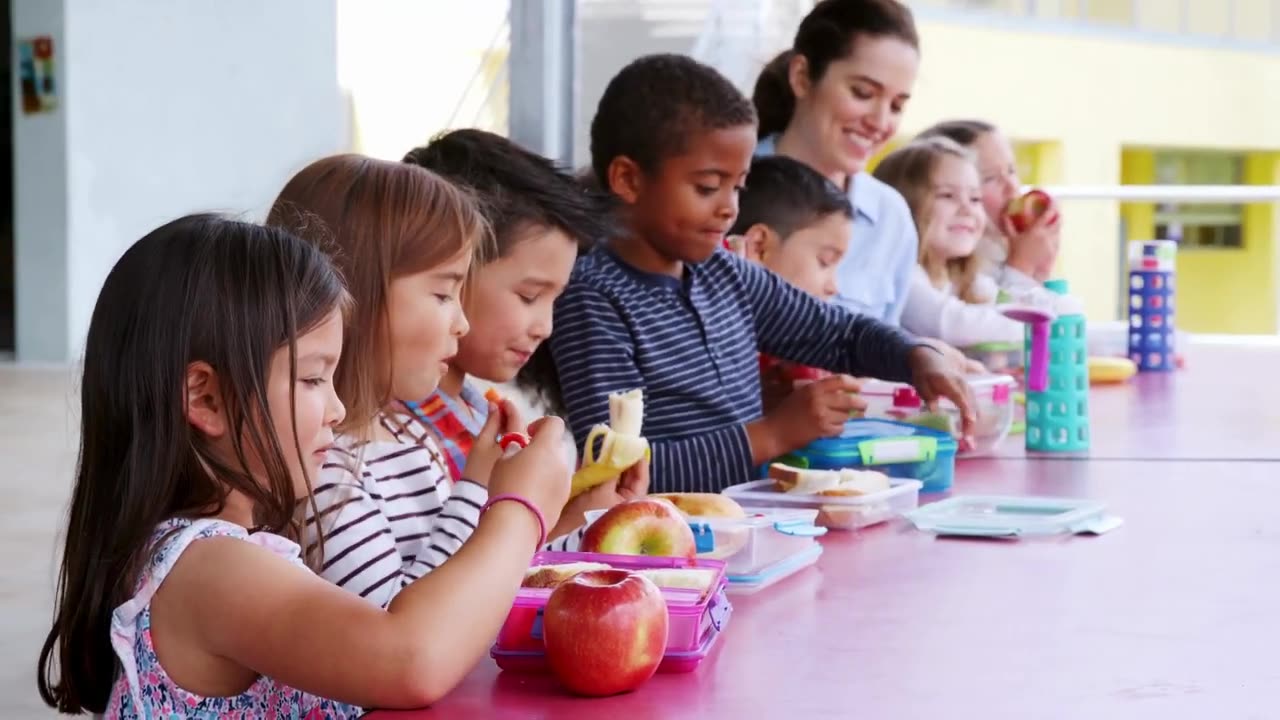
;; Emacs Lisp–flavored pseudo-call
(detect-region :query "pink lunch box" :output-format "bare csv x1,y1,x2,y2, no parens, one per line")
491,551,731,673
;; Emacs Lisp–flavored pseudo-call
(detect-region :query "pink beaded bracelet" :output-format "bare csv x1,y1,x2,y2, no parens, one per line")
482,493,547,548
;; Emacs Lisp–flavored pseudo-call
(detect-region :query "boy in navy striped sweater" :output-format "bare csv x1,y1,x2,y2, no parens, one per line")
549,54,975,493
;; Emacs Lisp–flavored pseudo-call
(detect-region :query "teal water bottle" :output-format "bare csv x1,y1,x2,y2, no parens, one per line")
1025,279,1089,452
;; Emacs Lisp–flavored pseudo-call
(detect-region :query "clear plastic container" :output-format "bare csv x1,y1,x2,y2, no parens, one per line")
723,478,922,530
495,551,728,656
963,342,1024,373
584,507,826,578
860,374,1017,456
492,604,729,675
725,544,823,595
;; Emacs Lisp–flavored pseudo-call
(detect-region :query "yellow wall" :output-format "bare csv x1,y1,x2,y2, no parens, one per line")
1174,153,1278,333
900,19,1280,326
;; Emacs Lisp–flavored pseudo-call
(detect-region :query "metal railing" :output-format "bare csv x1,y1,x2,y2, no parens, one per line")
1042,185,1280,202
912,0,1280,49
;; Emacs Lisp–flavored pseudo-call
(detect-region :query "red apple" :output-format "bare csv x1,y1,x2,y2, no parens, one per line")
1005,189,1054,233
581,498,697,558
543,569,669,697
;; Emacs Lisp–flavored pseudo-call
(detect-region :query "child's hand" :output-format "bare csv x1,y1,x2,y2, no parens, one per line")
548,459,650,541
461,399,526,487
489,416,572,534
766,374,865,452
1002,199,1061,283
919,337,986,375
908,346,977,443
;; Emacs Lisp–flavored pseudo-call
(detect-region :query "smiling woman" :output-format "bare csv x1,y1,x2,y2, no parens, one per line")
750,0,922,325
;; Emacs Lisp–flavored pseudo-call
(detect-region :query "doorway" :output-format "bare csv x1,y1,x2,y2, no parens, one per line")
1,0,13,354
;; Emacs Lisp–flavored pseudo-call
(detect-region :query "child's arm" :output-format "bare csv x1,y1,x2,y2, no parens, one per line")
736,255,921,380
899,266,1024,349
311,451,487,608
551,285,760,492
162,419,571,709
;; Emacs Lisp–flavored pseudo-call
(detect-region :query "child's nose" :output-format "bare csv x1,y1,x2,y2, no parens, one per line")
328,392,347,427
453,306,470,337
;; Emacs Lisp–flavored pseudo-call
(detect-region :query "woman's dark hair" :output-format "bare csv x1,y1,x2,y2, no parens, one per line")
404,130,617,419
730,155,854,239
916,119,997,148
753,0,919,138
267,154,489,433
590,53,757,187
37,214,348,713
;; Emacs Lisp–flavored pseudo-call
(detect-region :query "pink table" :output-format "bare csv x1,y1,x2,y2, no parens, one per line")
367,458,1277,719
990,343,1279,460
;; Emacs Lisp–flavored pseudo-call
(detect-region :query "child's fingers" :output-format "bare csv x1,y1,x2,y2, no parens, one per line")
619,459,650,498
498,398,525,434
525,415,564,444
821,373,860,393
478,402,504,444
846,393,868,413
999,214,1019,239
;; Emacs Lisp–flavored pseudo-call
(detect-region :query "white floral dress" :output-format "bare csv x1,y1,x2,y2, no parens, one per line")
105,517,363,719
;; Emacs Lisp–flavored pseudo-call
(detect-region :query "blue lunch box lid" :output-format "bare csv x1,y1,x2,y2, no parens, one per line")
796,418,958,465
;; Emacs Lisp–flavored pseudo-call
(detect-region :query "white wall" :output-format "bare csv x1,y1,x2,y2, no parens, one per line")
13,0,345,363
11,0,69,363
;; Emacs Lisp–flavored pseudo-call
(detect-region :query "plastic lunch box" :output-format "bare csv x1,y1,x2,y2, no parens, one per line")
859,374,1017,456
723,478,922,530
584,507,827,578
492,609,728,674
724,543,824,595
964,342,1024,373
492,551,730,671
764,418,958,493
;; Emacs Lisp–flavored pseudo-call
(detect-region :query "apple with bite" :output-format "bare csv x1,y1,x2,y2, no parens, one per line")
543,569,669,697
581,498,697,558
1005,189,1054,233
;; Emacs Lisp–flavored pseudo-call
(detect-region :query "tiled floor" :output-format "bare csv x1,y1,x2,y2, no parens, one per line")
1,364,81,718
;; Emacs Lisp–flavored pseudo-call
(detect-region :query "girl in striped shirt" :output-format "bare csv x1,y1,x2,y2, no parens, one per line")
403,129,649,542
269,155,589,608
38,214,570,717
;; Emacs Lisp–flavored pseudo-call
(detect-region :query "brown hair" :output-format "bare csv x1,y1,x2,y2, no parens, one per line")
267,154,490,431
753,0,919,138
916,119,997,148
872,137,984,302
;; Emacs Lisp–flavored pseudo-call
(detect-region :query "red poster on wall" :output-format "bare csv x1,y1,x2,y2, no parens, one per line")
18,35,57,114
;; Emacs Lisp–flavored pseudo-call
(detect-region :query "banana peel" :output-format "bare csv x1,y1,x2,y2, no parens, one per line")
570,389,650,498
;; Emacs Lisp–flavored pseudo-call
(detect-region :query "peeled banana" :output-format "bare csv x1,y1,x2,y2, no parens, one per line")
570,388,651,498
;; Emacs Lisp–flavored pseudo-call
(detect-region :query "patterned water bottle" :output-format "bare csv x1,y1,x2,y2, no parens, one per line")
1025,279,1090,452
1127,240,1176,371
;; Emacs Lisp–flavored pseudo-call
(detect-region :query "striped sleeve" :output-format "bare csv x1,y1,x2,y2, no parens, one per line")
307,450,486,608
735,255,919,383
551,283,755,493
543,524,586,552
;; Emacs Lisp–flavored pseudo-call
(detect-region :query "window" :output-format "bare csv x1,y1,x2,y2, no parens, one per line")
1152,151,1246,249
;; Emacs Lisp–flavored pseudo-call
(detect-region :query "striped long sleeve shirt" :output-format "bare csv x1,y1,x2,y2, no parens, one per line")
549,247,920,494
305,411,582,608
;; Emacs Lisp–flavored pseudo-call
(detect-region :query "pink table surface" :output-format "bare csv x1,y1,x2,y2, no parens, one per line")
367,457,1278,720
989,343,1279,460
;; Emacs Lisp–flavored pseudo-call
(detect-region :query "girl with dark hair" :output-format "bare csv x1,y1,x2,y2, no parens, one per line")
38,214,569,716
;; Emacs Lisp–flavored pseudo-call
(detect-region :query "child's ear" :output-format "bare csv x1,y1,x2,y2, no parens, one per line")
743,224,776,263
185,361,227,438
788,53,812,100
606,156,644,205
